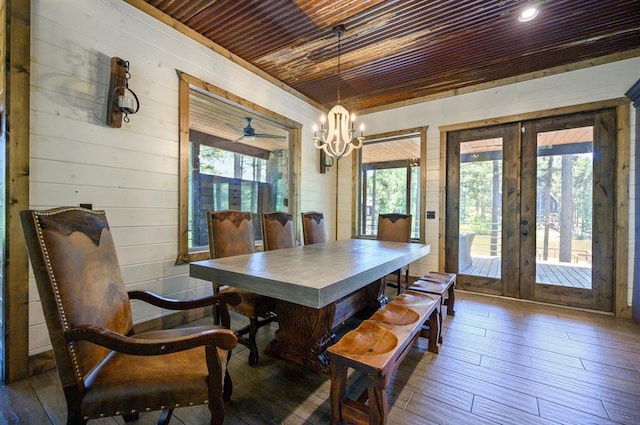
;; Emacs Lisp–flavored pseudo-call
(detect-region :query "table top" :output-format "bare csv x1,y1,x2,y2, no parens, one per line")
190,238,430,308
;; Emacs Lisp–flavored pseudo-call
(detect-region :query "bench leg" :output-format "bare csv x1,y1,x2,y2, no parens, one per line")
330,362,349,425
437,301,444,344
421,309,440,354
447,284,456,316
367,374,388,425
431,309,440,354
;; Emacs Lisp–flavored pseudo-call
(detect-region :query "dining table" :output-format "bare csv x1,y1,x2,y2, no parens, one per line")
190,238,430,373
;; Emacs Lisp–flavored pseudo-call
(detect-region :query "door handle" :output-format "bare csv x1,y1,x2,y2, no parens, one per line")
522,230,529,236
521,220,528,225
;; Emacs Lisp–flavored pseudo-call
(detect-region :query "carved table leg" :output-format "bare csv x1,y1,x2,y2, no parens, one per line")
265,280,387,374
266,300,336,374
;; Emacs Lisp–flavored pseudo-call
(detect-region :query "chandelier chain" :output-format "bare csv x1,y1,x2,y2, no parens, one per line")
337,29,341,104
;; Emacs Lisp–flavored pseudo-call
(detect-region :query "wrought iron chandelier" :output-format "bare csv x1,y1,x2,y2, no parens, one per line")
312,25,364,160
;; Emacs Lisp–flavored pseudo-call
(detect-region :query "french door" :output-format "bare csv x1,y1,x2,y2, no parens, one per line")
445,109,616,311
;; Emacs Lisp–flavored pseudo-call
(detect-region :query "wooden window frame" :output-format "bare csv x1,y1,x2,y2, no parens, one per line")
177,72,301,263
352,127,428,243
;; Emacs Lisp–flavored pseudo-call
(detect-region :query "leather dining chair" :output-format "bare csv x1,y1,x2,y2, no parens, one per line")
301,211,327,245
207,210,277,367
261,212,296,251
377,213,412,294
21,207,239,425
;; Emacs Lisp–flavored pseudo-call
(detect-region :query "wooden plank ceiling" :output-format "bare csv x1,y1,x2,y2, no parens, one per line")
135,0,640,114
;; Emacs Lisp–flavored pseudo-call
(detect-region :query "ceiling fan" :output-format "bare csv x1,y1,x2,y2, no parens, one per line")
231,117,286,143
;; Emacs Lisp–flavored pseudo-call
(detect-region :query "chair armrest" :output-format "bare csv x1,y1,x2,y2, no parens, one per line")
64,324,237,355
128,290,241,310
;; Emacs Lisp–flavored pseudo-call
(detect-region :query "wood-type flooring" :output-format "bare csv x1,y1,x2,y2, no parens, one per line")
2,291,639,424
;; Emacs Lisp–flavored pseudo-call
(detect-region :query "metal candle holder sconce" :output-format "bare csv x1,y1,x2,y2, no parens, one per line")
107,57,140,127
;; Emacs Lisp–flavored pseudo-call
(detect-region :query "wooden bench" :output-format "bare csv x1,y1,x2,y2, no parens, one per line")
408,272,456,344
573,249,592,264
327,291,441,425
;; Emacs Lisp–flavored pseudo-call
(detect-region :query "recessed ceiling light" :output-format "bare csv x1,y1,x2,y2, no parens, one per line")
518,6,540,22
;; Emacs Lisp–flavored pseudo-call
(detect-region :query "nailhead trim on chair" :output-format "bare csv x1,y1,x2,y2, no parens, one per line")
34,209,218,421
32,207,94,383
87,402,205,420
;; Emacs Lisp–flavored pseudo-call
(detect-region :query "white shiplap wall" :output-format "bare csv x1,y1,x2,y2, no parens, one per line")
360,57,640,306
27,0,637,354
28,0,330,355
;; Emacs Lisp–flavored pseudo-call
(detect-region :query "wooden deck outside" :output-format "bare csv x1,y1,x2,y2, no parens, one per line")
462,256,592,289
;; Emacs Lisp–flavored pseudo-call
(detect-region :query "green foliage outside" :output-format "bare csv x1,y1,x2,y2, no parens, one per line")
366,168,408,214
362,166,420,238
460,152,593,263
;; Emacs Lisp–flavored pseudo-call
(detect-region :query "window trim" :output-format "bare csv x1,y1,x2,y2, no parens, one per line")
177,72,301,263
352,126,428,243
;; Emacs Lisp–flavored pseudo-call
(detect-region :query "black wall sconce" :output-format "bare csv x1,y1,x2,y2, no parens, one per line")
319,149,334,173
107,57,140,127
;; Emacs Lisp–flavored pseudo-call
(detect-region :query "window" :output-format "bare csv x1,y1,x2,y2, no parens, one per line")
355,128,427,241
178,73,300,262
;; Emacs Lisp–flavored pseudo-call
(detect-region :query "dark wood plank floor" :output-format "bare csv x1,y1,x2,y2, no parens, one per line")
2,291,639,424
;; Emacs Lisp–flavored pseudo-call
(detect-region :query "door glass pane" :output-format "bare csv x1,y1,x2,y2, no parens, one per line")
535,127,593,288
459,138,503,277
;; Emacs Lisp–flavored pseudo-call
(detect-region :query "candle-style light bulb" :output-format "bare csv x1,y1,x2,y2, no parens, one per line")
313,124,318,138
359,123,365,136
351,114,356,130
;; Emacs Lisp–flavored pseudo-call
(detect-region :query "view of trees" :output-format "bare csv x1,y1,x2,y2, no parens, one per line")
536,153,592,262
459,150,593,262
459,160,501,236
198,145,267,182
189,144,289,248
362,165,420,238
